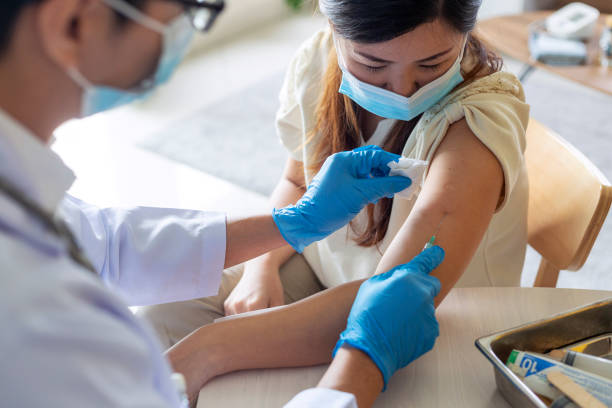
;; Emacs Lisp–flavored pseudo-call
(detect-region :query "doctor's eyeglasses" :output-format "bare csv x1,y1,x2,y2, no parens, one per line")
172,0,225,32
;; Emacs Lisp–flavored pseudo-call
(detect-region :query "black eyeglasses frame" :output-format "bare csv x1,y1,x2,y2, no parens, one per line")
167,0,226,32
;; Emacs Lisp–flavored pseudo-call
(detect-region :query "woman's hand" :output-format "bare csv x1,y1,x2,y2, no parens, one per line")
224,265,285,316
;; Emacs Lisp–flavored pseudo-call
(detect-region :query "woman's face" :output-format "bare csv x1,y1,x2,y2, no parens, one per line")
335,18,465,98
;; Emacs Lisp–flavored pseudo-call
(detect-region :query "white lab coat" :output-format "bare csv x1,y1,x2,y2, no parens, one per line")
0,109,356,408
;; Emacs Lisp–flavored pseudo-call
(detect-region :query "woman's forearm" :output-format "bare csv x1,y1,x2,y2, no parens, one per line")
244,246,296,272
166,279,363,402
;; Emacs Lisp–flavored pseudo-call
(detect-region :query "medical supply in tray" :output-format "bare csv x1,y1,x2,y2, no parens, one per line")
546,371,606,408
548,348,612,380
476,298,612,408
506,350,612,405
563,335,612,360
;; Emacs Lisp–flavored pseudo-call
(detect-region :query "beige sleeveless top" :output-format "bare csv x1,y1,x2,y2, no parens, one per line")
276,28,531,288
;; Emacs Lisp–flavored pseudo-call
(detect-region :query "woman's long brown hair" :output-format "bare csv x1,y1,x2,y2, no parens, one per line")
305,33,503,248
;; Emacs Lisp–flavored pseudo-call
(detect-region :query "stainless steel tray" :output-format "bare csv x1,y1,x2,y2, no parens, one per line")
475,298,612,407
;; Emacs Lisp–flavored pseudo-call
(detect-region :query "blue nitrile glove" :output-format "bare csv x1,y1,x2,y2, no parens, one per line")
272,145,411,252
333,246,445,391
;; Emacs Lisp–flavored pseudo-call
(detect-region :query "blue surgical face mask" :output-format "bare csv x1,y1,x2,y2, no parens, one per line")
334,35,468,121
67,0,194,117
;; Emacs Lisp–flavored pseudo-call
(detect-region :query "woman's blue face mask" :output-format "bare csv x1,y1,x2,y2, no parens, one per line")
67,0,194,117
334,35,468,122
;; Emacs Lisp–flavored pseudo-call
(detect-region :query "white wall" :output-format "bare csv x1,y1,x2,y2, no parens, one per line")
188,0,294,54
479,0,525,19
186,0,527,56
187,0,528,55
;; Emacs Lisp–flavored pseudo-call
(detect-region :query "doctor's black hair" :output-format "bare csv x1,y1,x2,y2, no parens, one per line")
0,0,147,56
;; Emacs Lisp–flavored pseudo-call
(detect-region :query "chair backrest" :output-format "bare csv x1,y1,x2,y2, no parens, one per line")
524,0,612,14
525,119,612,286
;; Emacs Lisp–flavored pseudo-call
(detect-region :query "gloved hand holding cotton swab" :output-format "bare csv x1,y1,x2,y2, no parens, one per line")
386,157,429,200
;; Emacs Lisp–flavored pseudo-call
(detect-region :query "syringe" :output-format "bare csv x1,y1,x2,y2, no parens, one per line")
423,214,447,250
423,235,437,250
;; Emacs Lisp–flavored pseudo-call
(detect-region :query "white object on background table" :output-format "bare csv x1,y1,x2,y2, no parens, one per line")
546,2,600,40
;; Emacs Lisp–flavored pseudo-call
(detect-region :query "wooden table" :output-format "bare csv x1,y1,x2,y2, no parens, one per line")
197,287,611,408
476,11,612,96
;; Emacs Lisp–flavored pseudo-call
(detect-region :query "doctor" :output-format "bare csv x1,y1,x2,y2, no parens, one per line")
0,0,444,407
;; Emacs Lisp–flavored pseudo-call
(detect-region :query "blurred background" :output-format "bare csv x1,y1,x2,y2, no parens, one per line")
53,0,612,290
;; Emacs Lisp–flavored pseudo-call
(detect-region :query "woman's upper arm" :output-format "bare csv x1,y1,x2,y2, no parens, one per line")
375,118,504,305
269,157,307,208
284,157,306,189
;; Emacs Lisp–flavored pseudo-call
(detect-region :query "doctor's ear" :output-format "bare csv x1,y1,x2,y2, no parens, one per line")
36,0,114,71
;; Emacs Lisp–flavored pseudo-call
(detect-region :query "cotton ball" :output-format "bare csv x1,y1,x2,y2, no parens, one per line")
387,158,429,201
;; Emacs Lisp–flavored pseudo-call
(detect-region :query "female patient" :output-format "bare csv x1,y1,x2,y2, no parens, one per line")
139,0,530,348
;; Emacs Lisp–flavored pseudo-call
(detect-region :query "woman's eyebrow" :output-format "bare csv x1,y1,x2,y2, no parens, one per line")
354,50,394,64
415,47,453,63
354,46,454,64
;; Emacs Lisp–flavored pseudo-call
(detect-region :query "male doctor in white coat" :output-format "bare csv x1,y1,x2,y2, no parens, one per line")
0,0,445,407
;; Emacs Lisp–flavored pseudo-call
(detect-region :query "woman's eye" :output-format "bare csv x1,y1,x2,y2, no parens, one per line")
364,65,385,73
420,63,442,71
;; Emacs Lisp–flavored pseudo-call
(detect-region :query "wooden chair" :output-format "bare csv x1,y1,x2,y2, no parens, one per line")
525,119,612,287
